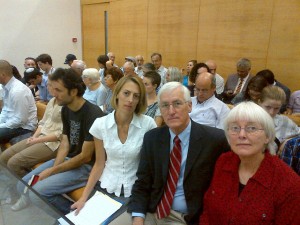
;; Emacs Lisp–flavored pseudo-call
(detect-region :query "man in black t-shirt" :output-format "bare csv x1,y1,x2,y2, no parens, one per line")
14,68,104,215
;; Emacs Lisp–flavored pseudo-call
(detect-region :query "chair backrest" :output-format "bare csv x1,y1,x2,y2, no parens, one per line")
286,114,300,126
36,102,47,121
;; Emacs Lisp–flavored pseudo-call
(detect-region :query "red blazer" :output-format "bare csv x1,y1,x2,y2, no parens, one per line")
200,151,300,225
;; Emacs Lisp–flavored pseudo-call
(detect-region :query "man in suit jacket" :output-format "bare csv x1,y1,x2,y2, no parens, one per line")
222,58,253,103
110,82,230,225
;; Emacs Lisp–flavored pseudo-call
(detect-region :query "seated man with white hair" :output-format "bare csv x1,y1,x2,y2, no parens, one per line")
82,68,108,107
123,61,138,77
71,60,87,76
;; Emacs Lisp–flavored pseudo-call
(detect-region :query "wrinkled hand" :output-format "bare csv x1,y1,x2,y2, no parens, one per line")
71,199,86,216
132,217,144,225
38,167,54,181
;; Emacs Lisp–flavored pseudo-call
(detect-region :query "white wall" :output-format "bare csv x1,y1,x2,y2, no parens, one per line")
0,0,82,74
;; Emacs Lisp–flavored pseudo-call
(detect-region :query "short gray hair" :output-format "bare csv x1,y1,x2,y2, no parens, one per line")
82,68,100,83
224,101,276,154
236,58,251,70
167,67,182,82
157,82,191,105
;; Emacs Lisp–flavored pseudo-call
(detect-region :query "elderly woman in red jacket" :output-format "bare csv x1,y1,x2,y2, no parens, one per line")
200,101,300,225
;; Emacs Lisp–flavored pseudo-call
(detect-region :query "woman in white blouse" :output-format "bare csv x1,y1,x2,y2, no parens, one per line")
259,85,300,154
71,76,156,215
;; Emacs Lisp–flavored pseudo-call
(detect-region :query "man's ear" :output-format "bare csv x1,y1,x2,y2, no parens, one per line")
70,88,78,97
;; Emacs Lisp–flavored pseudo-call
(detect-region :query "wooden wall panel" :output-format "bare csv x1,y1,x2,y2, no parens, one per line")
197,0,273,79
108,0,148,67
81,0,300,91
267,0,300,92
147,0,200,71
82,3,109,68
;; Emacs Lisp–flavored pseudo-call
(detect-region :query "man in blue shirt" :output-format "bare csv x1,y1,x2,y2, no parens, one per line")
24,67,52,103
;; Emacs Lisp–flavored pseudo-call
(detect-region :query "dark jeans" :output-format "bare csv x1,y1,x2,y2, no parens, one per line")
0,127,32,144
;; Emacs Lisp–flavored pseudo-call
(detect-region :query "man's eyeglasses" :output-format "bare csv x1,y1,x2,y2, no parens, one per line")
160,100,188,111
194,88,209,94
228,125,264,135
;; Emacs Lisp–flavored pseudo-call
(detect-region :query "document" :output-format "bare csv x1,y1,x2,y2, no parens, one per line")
58,191,122,225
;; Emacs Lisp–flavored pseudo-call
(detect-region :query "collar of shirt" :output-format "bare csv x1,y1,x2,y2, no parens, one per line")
196,94,216,105
3,76,16,92
239,74,250,82
157,65,166,72
107,111,142,129
169,119,191,152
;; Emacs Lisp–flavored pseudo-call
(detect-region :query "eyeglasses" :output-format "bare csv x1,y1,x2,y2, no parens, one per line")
160,100,188,111
228,125,264,135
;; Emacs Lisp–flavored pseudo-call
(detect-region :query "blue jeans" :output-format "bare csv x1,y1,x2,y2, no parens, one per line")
17,159,92,215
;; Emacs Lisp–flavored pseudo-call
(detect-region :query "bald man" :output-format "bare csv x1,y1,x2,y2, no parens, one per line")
205,60,224,95
189,72,229,129
0,60,37,144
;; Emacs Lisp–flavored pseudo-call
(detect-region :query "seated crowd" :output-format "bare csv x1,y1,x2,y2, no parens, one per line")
0,52,299,225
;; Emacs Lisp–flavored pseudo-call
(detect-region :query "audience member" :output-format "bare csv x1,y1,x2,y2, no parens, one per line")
71,76,157,220
200,102,300,224
71,60,87,76
151,53,168,85
36,54,55,76
82,68,108,107
256,69,291,113
97,54,110,82
135,55,144,78
231,75,268,105
166,67,182,83
189,63,210,96
110,82,230,225
36,54,55,102
286,90,300,115
0,79,62,178
14,68,104,214
24,57,38,69
125,56,137,67
107,52,118,67
182,60,197,87
103,67,124,114
64,54,77,67
205,60,224,95
143,71,163,126
259,86,300,153
0,60,37,144
123,61,137,77
141,62,156,75
189,72,230,129
24,67,52,103
23,57,39,96
222,58,253,103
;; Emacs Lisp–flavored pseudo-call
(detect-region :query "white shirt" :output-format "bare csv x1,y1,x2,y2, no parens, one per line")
157,65,168,85
0,77,37,130
234,74,250,94
215,73,224,94
189,95,230,129
135,67,144,78
274,114,300,143
89,112,157,197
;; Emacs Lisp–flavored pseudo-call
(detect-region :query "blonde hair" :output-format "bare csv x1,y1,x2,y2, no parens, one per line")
111,76,147,115
260,86,286,105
